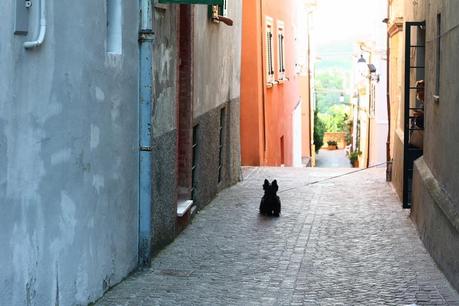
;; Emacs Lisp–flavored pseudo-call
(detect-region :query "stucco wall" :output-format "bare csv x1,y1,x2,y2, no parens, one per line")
411,0,459,292
190,2,242,208
151,4,179,255
192,2,242,118
0,1,139,305
388,0,426,200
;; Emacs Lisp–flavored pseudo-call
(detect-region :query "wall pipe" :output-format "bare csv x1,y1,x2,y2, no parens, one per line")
24,0,46,49
138,0,154,267
385,0,392,181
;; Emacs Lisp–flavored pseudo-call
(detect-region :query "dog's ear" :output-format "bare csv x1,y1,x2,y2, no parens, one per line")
263,179,270,190
271,180,278,192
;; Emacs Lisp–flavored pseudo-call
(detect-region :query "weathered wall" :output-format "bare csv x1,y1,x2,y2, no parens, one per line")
411,0,459,292
389,0,425,200
369,55,389,167
322,132,347,150
151,3,179,255
191,2,242,208
192,3,242,118
0,1,139,305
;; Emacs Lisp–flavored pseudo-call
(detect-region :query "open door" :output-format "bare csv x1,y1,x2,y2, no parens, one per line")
402,21,425,208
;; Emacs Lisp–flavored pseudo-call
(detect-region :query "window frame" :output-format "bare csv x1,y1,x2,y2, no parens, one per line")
434,13,441,102
210,0,228,20
277,20,286,81
265,16,275,86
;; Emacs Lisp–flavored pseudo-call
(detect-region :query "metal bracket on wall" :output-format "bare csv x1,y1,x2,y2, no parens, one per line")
140,146,153,152
138,30,155,42
14,0,31,35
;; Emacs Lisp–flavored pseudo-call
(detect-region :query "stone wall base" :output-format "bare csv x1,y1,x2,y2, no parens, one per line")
412,157,459,291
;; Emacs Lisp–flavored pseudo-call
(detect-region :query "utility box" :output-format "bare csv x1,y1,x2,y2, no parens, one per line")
15,0,30,35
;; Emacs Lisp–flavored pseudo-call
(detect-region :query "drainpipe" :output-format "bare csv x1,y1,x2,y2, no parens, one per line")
138,0,154,267
259,0,267,164
24,0,46,49
384,0,392,181
307,11,313,163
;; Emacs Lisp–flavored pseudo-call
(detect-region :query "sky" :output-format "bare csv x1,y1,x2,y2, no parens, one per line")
313,0,387,48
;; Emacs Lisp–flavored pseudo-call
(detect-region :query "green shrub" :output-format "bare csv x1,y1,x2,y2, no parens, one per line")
313,109,325,153
349,150,361,164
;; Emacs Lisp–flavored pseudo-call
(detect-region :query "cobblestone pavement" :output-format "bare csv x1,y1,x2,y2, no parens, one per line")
96,167,459,306
316,149,352,168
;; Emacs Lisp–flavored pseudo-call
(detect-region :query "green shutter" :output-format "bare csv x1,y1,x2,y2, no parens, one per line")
158,0,223,5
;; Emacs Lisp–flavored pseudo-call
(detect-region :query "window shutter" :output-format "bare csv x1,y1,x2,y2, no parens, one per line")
277,21,286,79
158,0,224,5
269,32,274,75
265,17,274,84
281,34,285,72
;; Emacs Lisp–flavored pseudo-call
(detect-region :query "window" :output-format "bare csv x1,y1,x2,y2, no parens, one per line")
266,17,275,85
191,125,198,200
277,21,286,80
106,0,122,54
434,13,441,101
210,0,227,20
218,108,225,183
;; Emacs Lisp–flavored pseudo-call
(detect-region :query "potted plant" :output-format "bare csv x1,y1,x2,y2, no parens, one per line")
327,140,338,150
349,150,361,167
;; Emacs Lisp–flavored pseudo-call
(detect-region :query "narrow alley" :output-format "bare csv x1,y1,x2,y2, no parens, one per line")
315,149,351,168
96,167,459,305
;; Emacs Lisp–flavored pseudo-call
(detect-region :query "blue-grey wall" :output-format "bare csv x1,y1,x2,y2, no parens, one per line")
0,1,139,305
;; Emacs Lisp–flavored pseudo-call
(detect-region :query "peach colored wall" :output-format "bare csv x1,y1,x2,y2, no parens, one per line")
241,0,307,166
299,75,312,158
240,0,264,165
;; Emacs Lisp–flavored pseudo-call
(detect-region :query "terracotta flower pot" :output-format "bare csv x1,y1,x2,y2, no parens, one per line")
352,160,359,168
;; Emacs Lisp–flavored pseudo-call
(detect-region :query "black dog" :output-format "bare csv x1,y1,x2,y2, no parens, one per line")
259,179,281,217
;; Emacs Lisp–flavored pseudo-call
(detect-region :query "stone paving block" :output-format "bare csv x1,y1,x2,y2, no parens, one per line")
96,167,459,306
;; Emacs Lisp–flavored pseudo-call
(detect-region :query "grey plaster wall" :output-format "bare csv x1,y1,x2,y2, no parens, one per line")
412,158,459,291
0,1,139,305
151,4,179,254
411,0,459,292
192,2,242,118
190,2,242,209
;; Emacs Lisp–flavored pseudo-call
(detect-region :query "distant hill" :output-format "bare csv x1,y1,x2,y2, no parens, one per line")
315,40,354,72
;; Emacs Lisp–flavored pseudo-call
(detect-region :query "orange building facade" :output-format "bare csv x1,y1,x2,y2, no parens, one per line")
240,0,312,166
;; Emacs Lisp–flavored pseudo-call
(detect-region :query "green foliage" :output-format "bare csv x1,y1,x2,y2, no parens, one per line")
313,109,325,153
317,104,349,133
348,150,362,163
327,140,337,146
315,71,343,114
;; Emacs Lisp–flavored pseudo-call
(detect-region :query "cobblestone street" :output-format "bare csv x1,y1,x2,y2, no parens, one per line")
315,149,352,168
96,167,459,306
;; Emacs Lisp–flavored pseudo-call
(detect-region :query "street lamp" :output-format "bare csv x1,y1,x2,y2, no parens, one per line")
339,93,345,103
357,54,368,79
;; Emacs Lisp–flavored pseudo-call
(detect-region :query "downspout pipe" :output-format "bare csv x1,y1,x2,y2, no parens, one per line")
24,0,46,49
384,0,392,181
138,0,154,267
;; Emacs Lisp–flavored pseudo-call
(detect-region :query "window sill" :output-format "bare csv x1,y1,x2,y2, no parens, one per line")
211,15,233,26
277,78,287,84
177,199,194,217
